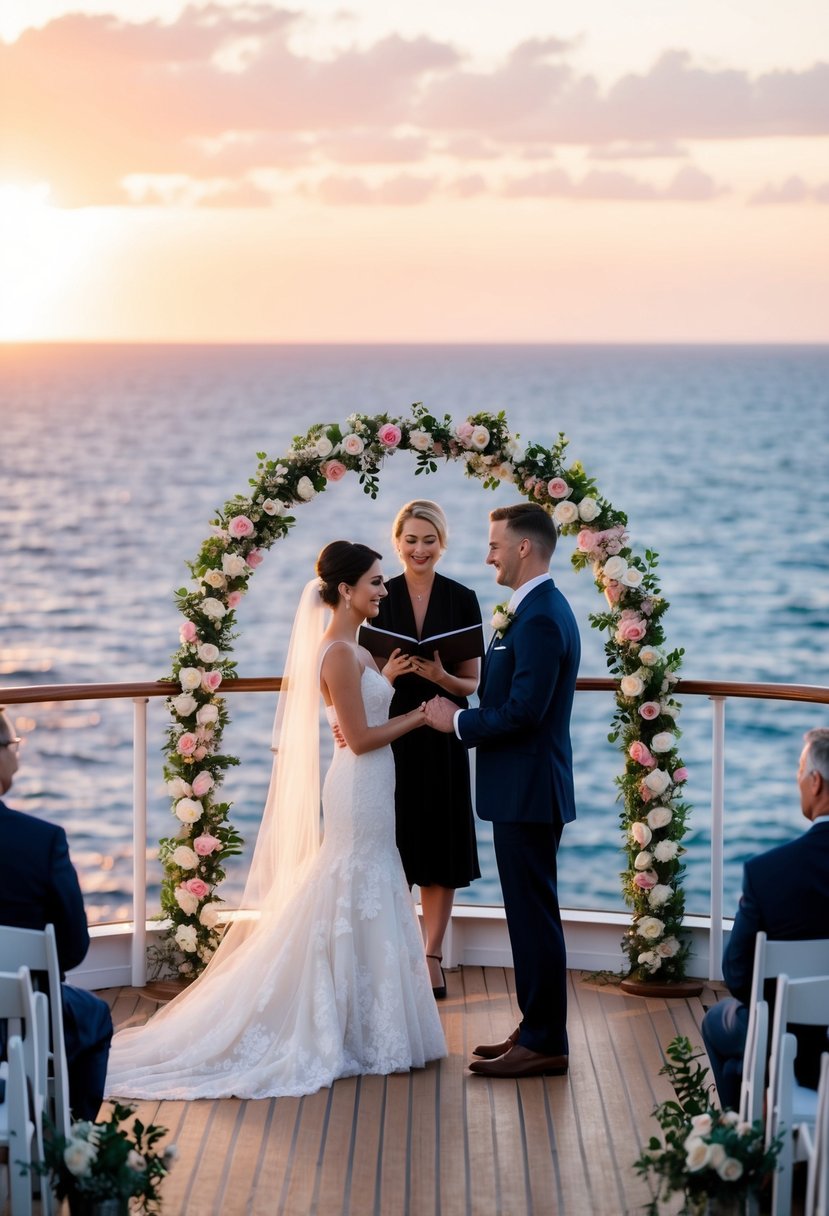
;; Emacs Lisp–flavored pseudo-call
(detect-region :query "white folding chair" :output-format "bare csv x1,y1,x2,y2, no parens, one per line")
0,925,71,1138
766,974,829,1216
805,1052,829,1216
0,1035,33,1216
0,967,52,1216
739,934,829,1125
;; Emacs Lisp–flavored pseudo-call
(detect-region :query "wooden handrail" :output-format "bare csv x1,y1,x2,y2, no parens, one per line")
0,676,827,705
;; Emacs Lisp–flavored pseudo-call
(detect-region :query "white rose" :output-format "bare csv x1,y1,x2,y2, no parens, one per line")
654,839,679,862
342,433,364,455
660,701,680,719
171,692,197,718
167,777,192,799
650,731,675,753
639,647,662,667
491,610,511,633
175,924,198,953
296,476,316,501
637,916,664,940
201,597,226,621
643,768,671,795
497,462,515,483
690,1113,713,1137
196,703,219,726
719,1110,740,1128
174,888,199,915
657,936,680,957
469,425,490,451
315,436,333,458
631,821,652,847
262,498,284,516
648,883,674,908
203,569,226,590
578,497,600,522
685,1138,710,1172
64,1138,98,1177
620,674,644,698
222,554,247,578
408,429,433,452
634,850,653,870
637,950,661,973
199,903,221,928
175,797,203,824
553,501,579,526
718,1156,744,1182
179,666,202,692
621,565,643,588
171,845,199,869
603,555,627,581
127,1149,147,1172
647,806,673,830
197,642,219,664
707,1143,726,1171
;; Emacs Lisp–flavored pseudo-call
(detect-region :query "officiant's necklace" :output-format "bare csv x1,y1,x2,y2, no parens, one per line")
406,576,434,603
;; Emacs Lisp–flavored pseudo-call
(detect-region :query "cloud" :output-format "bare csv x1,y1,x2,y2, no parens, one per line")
1,6,826,208
749,175,829,204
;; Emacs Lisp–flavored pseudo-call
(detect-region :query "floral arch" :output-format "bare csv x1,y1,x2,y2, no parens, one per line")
159,406,691,983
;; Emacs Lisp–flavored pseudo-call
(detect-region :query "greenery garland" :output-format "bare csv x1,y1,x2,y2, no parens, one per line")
158,405,691,982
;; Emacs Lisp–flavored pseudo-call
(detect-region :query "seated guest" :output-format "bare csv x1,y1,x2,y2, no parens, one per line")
702,727,829,1110
0,706,113,1121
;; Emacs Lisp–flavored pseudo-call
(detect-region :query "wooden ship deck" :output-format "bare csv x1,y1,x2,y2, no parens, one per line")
97,966,723,1216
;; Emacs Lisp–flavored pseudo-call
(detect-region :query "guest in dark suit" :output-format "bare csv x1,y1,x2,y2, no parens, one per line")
425,502,580,1078
0,706,113,1121
702,727,829,1109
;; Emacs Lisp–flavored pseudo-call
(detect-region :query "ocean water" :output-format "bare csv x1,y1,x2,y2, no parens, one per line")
1,343,828,926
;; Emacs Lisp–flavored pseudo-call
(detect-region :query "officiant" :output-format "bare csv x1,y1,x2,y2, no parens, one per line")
372,500,483,998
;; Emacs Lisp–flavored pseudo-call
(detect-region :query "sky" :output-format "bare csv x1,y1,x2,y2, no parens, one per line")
1,0,828,342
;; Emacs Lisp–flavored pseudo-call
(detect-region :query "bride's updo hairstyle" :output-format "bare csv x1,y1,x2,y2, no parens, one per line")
316,541,383,607
391,499,448,551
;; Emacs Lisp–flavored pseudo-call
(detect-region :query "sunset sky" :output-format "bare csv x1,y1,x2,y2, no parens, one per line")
2,0,828,342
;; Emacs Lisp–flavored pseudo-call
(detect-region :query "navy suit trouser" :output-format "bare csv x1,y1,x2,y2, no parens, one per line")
62,984,113,1121
493,820,567,1057
701,998,748,1112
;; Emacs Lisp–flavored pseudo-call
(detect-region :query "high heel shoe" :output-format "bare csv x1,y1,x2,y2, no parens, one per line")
426,953,446,1000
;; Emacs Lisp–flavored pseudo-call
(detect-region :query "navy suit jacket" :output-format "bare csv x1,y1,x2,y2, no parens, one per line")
723,817,829,1087
0,798,90,976
457,578,580,826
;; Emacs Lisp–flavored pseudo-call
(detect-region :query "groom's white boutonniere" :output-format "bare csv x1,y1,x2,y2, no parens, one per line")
490,603,514,638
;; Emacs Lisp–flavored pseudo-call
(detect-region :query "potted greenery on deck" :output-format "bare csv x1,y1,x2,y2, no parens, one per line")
634,1036,780,1215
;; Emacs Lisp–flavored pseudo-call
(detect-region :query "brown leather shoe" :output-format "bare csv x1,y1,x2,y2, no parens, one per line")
468,1043,569,1078
472,1028,520,1059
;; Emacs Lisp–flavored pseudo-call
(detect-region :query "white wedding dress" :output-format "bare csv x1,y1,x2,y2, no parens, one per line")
106,663,446,1100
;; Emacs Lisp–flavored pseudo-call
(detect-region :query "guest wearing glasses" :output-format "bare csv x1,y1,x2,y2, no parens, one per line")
0,706,112,1120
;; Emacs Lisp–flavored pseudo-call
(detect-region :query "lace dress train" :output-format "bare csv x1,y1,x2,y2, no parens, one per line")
105,666,446,1100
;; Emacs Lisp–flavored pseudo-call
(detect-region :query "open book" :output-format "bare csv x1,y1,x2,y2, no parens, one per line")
358,622,484,666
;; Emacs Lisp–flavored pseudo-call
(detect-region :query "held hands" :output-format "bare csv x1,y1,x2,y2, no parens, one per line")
423,696,458,734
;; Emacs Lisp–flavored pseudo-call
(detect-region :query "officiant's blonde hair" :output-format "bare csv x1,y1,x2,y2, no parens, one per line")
392,500,448,550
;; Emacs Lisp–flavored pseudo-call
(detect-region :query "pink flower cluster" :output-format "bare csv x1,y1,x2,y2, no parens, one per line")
182,877,210,899
194,833,221,856
322,460,347,481
576,524,627,558
629,740,656,768
377,423,402,447
615,610,648,644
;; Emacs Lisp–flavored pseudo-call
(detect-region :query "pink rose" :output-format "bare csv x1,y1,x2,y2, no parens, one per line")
183,877,210,899
604,581,623,606
202,670,222,693
228,515,255,539
246,549,264,568
547,478,570,499
377,423,402,447
533,482,547,500
191,770,214,798
177,732,198,757
639,782,654,803
194,833,221,856
616,618,647,643
455,421,474,444
639,701,661,721
322,460,347,481
193,745,208,760
634,871,658,890
673,767,689,784
432,441,444,456
629,741,656,768
577,529,598,553
227,590,243,609
179,621,198,644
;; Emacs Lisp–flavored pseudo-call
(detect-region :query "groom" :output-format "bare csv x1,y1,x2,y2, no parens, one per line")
424,502,580,1078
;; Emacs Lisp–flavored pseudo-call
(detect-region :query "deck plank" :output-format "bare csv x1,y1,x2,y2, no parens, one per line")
99,967,720,1216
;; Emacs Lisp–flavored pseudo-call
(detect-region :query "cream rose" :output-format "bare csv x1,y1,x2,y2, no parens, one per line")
196,703,219,726
203,569,226,590
646,806,673,830
315,436,333,458
174,924,198,953
197,642,220,664
578,497,600,521
634,850,654,870
690,1113,713,1137
199,903,222,928
657,936,680,957
174,887,199,916
639,647,662,667
342,433,364,456
631,821,652,847
171,845,199,870
621,565,643,588
179,667,202,692
167,776,192,800
171,692,197,718
201,597,226,621
64,1139,98,1177
685,1138,710,1172
637,916,665,940
620,674,645,698
296,476,316,502
222,554,247,578
643,768,671,795
717,1157,744,1182
603,555,627,581
491,610,511,634
650,731,675,753
174,797,202,824
469,425,490,451
262,498,284,516
553,501,579,526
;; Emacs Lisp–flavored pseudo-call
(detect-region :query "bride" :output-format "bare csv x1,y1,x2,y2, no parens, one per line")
106,541,446,1100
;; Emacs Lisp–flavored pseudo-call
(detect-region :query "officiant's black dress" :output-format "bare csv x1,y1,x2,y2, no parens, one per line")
374,572,483,889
